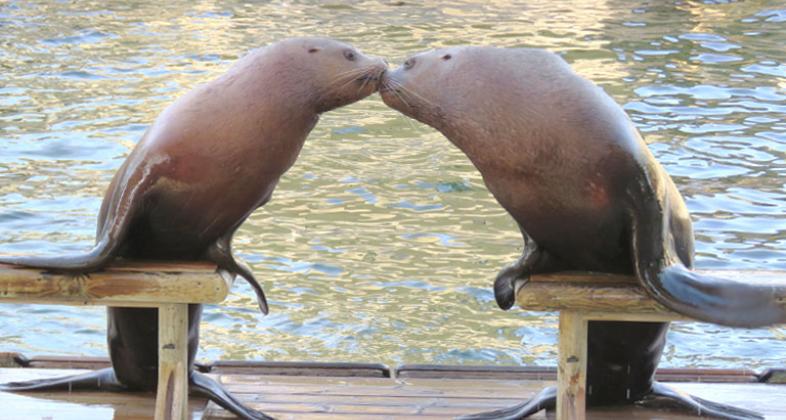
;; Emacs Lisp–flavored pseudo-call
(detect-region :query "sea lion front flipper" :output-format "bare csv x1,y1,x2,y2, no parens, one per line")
455,386,555,420
190,371,274,420
205,234,269,315
629,164,786,328
0,233,120,273
0,367,124,392
643,382,763,420
0,154,155,273
495,232,562,310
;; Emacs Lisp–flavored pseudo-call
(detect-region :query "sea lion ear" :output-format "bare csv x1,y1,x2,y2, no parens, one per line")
308,47,320,54
442,54,452,61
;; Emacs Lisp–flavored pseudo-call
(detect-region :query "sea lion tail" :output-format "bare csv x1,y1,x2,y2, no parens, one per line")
190,371,275,420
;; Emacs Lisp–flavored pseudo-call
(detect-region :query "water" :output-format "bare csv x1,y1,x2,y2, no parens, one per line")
0,0,784,370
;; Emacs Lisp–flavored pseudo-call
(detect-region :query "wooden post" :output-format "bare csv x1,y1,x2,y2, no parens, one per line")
557,311,587,420
155,303,189,420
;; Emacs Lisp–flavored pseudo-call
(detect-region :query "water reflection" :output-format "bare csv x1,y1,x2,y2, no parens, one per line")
0,0,784,369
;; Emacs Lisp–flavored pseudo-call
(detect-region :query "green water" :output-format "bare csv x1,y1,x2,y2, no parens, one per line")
0,0,785,369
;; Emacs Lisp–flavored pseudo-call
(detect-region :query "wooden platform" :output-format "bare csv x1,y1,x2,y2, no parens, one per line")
2,363,785,419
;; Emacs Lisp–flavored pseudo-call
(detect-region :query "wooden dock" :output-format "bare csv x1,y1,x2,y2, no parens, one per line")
1,360,785,419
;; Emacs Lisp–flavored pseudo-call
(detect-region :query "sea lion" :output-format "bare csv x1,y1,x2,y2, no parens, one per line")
0,37,387,419
380,46,783,419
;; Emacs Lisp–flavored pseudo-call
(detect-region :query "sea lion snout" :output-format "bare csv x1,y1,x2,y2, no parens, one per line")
378,66,406,103
358,56,388,89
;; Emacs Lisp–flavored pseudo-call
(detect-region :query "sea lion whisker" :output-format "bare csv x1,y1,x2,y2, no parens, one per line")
330,66,369,81
316,66,380,106
357,71,372,94
392,86,411,108
395,81,437,109
386,80,413,108
326,67,370,88
318,68,369,100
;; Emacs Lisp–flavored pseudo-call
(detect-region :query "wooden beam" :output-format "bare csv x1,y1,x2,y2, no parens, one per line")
516,270,786,316
155,303,189,420
0,261,230,306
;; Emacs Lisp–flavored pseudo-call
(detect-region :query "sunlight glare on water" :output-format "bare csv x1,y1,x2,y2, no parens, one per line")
0,0,784,369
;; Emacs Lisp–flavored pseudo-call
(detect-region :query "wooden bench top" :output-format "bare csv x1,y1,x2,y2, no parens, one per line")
0,261,230,307
516,270,786,321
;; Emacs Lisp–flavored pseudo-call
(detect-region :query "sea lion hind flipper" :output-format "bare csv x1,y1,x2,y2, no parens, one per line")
630,173,786,328
455,386,555,420
206,237,269,315
644,382,763,420
0,367,124,392
190,371,275,420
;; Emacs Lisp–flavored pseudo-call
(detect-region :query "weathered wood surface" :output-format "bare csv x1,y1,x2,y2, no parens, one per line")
395,364,762,382
516,270,786,317
210,361,391,377
1,367,785,419
155,303,189,420
557,312,587,420
0,261,230,306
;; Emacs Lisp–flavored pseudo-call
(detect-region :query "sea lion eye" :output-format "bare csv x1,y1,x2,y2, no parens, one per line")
404,58,416,69
343,50,356,61
442,54,452,60
308,48,320,53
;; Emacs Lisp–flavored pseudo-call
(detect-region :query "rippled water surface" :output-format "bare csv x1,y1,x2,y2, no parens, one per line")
1,1,785,369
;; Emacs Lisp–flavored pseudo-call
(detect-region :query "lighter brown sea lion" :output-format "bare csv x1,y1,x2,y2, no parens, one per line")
380,46,780,419
0,37,387,420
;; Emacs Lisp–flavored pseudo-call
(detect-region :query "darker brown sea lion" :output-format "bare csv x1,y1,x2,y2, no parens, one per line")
380,46,783,419
0,37,387,419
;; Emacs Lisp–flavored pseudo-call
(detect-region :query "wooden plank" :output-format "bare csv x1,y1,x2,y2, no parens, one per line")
655,367,760,383
517,270,786,315
0,261,230,306
210,361,391,377
22,355,112,370
396,364,555,380
557,312,587,420
155,303,189,420
394,364,760,383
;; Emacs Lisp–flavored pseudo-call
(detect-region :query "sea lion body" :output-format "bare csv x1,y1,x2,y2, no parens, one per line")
380,47,779,419
0,37,387,420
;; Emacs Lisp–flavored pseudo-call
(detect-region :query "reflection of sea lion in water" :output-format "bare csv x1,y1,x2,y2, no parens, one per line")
381,47,784,419
0,37,387,419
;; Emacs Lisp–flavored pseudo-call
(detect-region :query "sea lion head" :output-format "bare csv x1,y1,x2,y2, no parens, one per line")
379,47,475,132
284,37,387,113
380,46,566,136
